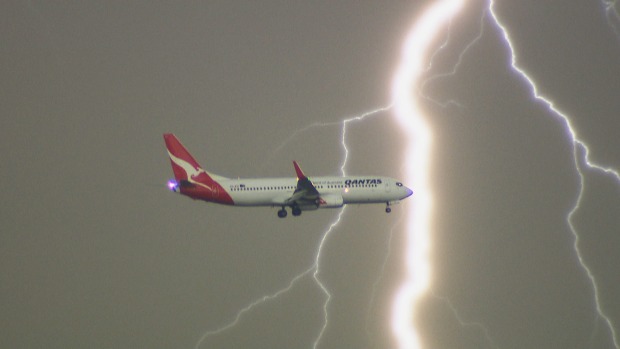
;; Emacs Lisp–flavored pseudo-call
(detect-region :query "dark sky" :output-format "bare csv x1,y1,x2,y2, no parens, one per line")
2,1,619,348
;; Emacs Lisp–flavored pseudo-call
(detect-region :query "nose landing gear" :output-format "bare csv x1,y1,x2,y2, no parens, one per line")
385,202,391,213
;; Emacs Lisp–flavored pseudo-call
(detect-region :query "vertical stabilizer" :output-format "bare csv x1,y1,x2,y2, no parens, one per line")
163,134,229,182
163,133,202,181
162,133,233,204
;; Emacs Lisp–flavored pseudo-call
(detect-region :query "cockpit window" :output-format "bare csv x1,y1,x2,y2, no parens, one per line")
396,182,403,187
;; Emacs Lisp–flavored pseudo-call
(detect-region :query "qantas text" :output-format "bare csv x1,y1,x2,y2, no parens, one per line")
344,179,382,186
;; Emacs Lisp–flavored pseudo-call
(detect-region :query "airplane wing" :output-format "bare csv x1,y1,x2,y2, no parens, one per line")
284,161,321,206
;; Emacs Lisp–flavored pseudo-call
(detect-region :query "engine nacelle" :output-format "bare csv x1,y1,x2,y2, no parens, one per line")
318,194,344,208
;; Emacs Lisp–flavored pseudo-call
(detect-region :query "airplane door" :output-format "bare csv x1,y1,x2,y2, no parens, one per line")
385,181,391,192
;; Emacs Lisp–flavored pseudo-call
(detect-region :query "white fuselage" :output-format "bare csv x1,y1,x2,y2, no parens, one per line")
221,176,410,207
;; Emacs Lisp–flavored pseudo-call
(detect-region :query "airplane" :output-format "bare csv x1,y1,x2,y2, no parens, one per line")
163,133,413,218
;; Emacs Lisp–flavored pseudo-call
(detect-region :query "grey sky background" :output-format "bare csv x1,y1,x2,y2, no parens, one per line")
2,1,619,348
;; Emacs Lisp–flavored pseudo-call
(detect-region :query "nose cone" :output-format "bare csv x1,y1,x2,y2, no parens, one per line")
404,187,413,199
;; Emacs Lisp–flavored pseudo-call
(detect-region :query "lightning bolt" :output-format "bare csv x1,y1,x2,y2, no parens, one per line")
411,8,500,347
602,0,620,40
419,8,486,110
313,105,392,348
194,106,392,349
488,1,620,347
405,0,620,347
431,292,499,349
311,208,344,349
193,265,313,349
365,213,404,345
197,1,619,348
390,1,465,348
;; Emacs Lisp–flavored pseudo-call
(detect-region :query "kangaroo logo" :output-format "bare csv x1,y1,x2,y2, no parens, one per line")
167,151,214,192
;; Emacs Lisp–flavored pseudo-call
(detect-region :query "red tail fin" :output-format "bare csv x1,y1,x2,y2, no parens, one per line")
163,134,234,205
163,133,202,181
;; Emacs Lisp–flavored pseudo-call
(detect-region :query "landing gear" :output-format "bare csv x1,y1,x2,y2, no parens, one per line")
292,206,302,217
385,202,392,213
277,206,301,218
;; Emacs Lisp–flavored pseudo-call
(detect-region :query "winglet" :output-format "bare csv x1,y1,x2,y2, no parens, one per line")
293,161,306,179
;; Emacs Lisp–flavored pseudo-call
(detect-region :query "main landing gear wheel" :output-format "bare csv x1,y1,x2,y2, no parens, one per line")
278,208,287,218
292,206,302,217
385,202,391,213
